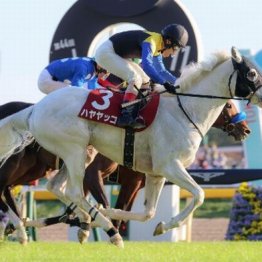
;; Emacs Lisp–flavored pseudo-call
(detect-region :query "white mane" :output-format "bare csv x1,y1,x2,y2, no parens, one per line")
177,51,230,91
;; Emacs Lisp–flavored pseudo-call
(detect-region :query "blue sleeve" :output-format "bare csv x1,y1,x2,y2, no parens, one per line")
71,63,95,87
152,56,177,84
141,42,166,84
71,73,86,87
87,77,98,90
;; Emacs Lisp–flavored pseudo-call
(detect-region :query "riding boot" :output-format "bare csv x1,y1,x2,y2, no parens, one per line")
117,103,145,129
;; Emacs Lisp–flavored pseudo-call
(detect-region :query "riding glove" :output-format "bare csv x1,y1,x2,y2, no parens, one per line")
163,82,180,94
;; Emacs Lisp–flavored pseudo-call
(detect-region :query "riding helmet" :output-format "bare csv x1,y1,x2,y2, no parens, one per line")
161,24,188,48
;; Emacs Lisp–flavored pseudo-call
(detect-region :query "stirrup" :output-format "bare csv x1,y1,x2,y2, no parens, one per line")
132,116,146,129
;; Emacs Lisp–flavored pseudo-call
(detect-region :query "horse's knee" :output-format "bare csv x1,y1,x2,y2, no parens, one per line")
195,188,205,207
140,210,156,222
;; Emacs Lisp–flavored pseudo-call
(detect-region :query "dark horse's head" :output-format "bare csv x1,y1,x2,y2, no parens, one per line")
213,100,251,141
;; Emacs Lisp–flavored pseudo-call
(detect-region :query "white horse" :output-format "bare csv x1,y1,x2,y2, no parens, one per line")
0,47,262,242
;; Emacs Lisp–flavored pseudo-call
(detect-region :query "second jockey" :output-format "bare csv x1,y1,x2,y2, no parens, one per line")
37,57,108,94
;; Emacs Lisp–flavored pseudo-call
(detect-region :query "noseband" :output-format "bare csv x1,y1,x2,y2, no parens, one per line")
220,104,238,135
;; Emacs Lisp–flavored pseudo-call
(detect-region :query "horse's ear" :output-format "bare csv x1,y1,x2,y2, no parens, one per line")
231,46,242,63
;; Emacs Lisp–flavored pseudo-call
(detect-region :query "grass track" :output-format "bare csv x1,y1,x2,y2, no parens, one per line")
1,241,262,262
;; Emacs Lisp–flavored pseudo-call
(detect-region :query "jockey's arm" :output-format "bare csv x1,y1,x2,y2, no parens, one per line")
71,74,86,87
71,64,96,87
152,55,177,85
141,42,166,85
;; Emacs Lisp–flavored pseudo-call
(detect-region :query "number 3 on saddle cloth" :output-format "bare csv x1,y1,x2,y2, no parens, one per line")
78,89,160,132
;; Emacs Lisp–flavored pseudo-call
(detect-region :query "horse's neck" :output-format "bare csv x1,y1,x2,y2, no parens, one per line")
166,60,236,137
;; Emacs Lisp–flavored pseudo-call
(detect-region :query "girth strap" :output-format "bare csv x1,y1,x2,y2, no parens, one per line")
123,127,135,169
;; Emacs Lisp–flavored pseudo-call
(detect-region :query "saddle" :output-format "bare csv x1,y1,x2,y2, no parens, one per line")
78,87,160,132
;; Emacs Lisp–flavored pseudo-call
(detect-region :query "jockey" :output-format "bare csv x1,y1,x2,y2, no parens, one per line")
38,57,108,94
95,23,189,129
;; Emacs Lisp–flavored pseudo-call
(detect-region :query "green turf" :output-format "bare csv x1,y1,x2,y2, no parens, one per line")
0,241,262,262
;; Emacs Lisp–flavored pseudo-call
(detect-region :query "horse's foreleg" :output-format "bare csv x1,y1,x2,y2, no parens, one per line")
100,175,165,222
153,160,204,236
84,169,109,208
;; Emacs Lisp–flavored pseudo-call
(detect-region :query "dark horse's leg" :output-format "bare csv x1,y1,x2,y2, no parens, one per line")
83,153,118,208
0,151,25,214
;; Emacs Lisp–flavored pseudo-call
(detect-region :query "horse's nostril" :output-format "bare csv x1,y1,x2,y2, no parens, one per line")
245,129,251,134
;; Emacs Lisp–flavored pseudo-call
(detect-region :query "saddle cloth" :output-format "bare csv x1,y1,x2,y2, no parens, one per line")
78,89,160,132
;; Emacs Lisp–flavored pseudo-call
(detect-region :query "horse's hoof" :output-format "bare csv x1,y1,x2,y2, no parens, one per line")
18,238,28,245
110,233,124,248
153,221,167,236
77,229,90,244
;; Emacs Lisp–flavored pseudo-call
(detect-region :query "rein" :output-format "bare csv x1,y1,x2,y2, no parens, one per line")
176,95,204,139
123,70,250,139
174,70,246,139
121,85,250,108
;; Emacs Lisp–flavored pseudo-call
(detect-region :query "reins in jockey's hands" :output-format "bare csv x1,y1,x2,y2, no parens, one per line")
163,82,180,94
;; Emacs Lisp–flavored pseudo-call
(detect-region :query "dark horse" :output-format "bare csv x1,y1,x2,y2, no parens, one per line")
0,100,251,243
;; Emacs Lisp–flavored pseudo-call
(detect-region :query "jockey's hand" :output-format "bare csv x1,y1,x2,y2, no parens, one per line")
163,82,180,94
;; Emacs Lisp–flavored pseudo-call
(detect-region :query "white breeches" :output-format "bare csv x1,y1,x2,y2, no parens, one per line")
38,69,71,94
95,40,150,94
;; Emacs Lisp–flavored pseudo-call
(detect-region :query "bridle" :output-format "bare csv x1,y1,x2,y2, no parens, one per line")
175,49,262,139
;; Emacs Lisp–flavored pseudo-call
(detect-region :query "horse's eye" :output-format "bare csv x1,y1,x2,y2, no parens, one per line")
247,69,258,82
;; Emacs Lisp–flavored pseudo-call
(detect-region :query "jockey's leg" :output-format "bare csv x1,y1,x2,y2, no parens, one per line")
117,60,147,129
131,62,150,89
95,41,145,129
37,69,69,94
